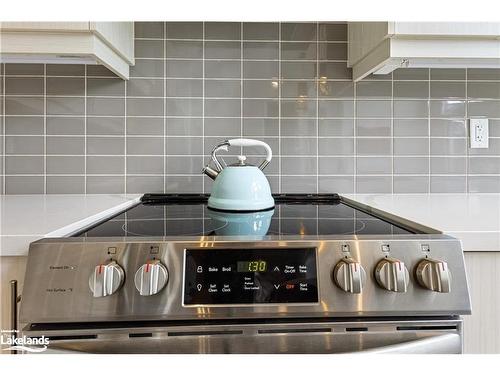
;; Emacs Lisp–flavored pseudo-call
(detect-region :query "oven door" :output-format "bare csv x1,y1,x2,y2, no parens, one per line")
22,319,463,354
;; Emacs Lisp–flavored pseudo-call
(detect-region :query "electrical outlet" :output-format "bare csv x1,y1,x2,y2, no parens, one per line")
470,118,489,149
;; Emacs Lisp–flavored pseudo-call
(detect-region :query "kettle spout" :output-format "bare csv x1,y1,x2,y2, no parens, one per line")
202,165,219,180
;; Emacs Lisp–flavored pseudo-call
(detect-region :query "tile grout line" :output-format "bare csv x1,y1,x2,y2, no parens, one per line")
316,22,319,232
43,64,47,194
465,68,469,192
202,22,206,195
164,22,167,234
428,68,431,193
164,22,168,194
84,65,88,194
124,66,127,195
2,63,5,194
277,23,282,232
278,22,282,194
240,22,243,145
353,75,357,194
316,22,319,195
391,71,394,193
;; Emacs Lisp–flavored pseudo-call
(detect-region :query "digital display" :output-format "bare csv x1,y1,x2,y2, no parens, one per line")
237,260,267,272
183,248,318,305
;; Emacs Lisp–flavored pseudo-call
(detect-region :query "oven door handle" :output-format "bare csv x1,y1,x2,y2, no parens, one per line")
360,333,461,354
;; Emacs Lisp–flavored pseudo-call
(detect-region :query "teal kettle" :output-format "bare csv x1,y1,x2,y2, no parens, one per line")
202,138,274,212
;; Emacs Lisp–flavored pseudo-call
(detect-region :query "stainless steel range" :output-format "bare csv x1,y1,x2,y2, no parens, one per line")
19,194,471,354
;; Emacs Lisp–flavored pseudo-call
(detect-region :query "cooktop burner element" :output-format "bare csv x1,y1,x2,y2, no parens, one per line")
77,194,414,238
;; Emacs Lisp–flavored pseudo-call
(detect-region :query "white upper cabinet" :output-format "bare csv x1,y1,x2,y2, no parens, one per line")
0,22,135,79
348,22,500,81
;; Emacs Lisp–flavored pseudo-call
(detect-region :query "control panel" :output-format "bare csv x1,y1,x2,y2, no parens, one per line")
19,238,471,324
183,248,318,305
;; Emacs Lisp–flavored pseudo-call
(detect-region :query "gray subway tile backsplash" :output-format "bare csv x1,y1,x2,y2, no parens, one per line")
356,81,392,99
5,96,44,115
47,77,85,96
166,22,202,39
430,82,466,99
130,59,164,78
243,42,279,60
393,81,429,99
166,40,203,58
86,117,124,135
5,116,44,135
5,77,44,95
431,176,467,193
281,23,317,41
86,156,124,174
46,136,85,155
468,176,500,193
87,97,124,116
205,22,241,40
46,176,85,194
430,100,466,118
242,23,279,41
393,119,428,137
135,39,164,58
47,97,85,115
87,78,125,96
4,63,44,75
393,176,429,193
135,22,164,39
47,156,85,174
5,156,44,174
2,22,500,195
394,157,429,175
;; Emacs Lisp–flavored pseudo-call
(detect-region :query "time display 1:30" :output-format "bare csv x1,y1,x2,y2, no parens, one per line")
236,260,267,272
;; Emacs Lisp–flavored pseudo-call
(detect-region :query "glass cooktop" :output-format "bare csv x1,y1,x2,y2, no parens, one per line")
76,194,415,238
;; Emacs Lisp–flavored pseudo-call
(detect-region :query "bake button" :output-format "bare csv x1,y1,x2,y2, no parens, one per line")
208,284,218,293
208,266,219,272
221,284,231,292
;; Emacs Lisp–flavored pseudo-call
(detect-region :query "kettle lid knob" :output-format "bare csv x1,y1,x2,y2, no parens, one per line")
237,155,247,165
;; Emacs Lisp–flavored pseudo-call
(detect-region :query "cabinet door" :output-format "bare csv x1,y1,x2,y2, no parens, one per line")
463,252,500,353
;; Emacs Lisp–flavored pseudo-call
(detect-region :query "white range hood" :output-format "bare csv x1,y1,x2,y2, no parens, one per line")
348,22,500,81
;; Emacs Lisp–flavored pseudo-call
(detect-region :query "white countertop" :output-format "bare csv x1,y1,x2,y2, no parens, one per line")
0,194,141,256
1,193,497,256
344,194,500,252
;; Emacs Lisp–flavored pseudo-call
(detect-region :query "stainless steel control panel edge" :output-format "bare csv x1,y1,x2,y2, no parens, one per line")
20,236,472,325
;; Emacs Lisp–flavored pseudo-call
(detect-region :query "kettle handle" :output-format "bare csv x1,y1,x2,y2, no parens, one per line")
227,138,272,170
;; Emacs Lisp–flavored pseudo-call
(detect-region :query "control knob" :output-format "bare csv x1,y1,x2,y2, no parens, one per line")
134,259,169,296
375,257,410,293
333,257,366,294
416,258,451,293
89,260,125,297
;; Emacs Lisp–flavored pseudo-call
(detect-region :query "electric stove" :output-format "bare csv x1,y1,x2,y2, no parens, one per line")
19,193,471,354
